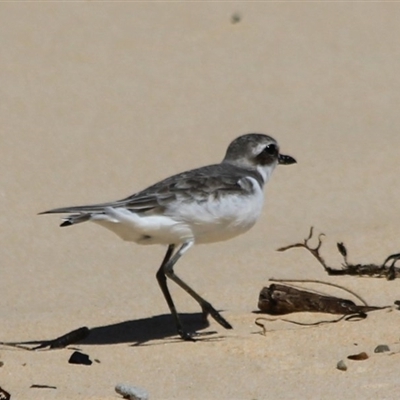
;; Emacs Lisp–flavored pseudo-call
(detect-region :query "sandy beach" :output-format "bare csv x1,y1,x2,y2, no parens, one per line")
2,2,400,399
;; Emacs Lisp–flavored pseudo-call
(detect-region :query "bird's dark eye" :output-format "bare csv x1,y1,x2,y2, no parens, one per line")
263,144,277,155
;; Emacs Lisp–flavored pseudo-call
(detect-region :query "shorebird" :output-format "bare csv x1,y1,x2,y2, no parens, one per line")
40,133,296,340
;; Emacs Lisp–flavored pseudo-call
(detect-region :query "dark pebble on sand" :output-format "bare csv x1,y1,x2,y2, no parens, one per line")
347,352,368,361
374,344,390,353
68,351,92,365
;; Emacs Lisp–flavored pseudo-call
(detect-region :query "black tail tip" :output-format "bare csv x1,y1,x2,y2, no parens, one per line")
60,220,72,227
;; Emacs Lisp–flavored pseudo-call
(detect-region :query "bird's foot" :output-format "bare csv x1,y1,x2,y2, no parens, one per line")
201,302,233,330
178,329,219,342
178,329,197,342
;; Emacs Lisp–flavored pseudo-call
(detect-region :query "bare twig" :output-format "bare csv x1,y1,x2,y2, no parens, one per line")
278,227,400,280
255,313,366,335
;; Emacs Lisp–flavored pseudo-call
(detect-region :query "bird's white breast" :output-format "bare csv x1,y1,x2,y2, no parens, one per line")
166,176,265,244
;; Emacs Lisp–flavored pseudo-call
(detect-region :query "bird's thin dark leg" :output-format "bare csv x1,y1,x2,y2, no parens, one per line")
156,245,194,341
164,241,233,331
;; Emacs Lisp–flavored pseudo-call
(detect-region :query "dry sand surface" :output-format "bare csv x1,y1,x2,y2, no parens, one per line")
2,2,400,399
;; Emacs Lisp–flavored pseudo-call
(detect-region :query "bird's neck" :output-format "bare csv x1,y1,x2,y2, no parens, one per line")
255,163,277,185
222,159,268,188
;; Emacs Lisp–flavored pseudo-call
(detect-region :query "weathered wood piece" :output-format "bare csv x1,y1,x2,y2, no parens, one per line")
258,283,382,315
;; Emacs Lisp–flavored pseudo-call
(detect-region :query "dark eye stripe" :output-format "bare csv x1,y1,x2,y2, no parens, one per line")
254,143,278,166
263,144,277,155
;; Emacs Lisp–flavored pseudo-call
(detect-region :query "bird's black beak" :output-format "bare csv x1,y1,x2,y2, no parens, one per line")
278,154,297,165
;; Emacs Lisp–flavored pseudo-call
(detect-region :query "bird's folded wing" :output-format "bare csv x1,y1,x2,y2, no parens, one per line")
40,164,259,215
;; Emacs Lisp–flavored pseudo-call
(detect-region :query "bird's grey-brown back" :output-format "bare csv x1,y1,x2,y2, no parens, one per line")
41,134,290,213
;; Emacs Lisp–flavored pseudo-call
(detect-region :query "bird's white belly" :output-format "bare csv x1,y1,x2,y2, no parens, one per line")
91,208,192,245
91,184,264,246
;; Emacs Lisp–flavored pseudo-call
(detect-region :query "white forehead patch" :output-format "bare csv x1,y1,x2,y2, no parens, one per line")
252,142,277,157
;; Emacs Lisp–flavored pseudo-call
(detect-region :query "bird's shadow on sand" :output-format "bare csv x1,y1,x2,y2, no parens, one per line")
82,312,213,346
1,313,222,349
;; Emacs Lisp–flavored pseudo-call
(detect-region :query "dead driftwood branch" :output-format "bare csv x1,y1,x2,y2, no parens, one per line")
256,280,391,334
258,282,383,315
278,227,400,280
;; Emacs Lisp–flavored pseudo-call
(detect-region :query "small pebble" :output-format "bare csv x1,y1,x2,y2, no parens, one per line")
374,344,390,353
347,351,368,361
115,383,149,400
336,360,347,371
0,361,4,367
231,13,241,24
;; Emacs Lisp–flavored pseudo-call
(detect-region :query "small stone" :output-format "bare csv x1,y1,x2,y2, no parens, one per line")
115,383,149,400
0,361,4,367
68,351,92,366
336,360,347,371
231,13,241,24
374,344,390,353
347,351,369,361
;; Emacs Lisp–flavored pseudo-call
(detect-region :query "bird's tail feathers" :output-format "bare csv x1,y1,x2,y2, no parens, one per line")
39,202,116,215
39,204,110,227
